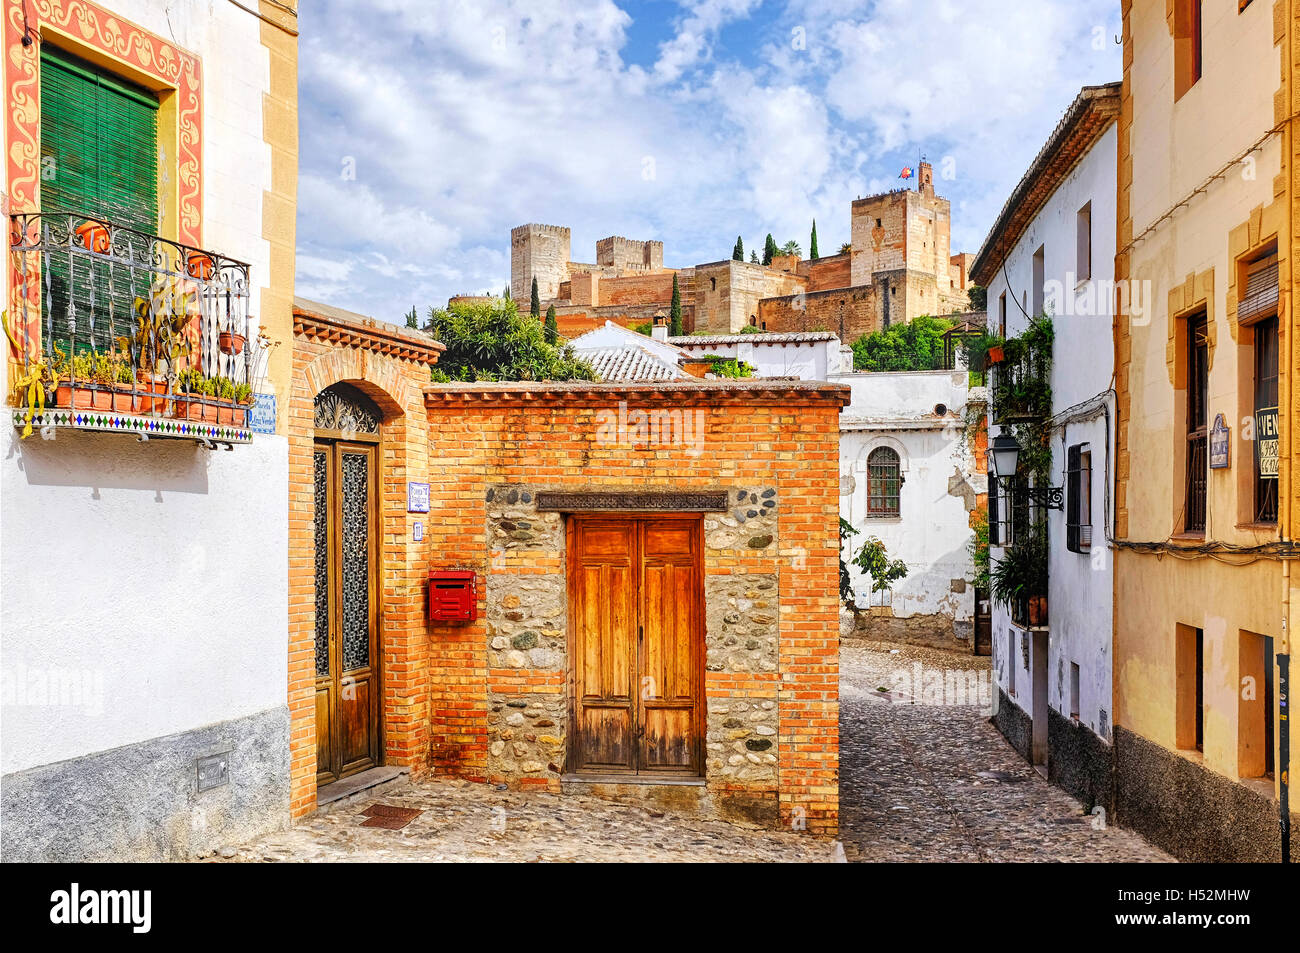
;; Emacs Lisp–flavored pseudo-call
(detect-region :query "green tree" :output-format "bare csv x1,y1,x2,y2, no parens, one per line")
779,239,801,258
968,284,988,311
544,304,558,344
732,235,744,261
763,233,776,265
502,284,511,301
810,219,819,259
851,315,956,371
750,250,759,264
851,536,909,593
839,241,851,255
424,297,597,382
404,305,418,329
530,276,541,319
669,273,683,336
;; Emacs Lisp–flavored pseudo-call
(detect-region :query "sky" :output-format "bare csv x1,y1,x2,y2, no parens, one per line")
294,0,1123,325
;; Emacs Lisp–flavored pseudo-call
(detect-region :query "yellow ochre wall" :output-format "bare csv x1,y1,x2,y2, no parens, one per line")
1115,0,1295,799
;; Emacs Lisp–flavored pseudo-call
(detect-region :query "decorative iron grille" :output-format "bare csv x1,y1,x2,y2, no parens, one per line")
8,211,267,432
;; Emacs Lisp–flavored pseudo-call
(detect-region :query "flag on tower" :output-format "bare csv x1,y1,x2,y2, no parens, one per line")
899,166,913,180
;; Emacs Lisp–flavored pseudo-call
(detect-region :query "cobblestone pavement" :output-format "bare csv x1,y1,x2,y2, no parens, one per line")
212,639,1171,863
209,780,838,863
839,639,1173,862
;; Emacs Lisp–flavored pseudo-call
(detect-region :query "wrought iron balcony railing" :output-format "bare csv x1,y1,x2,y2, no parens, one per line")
7,211,269,442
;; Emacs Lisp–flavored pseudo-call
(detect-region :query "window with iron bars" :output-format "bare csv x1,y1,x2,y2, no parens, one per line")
1184,313,1209,533
1066,443,1092,553
867,447,901,518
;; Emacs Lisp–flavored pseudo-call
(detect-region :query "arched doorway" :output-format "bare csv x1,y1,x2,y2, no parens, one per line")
312,383,383,784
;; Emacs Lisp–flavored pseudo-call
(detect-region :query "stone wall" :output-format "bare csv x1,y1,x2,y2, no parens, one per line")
422,381,848,834
511,223,571,302
799,253,853,292
759,285,881,339
597,235,664,271
693,261,807,333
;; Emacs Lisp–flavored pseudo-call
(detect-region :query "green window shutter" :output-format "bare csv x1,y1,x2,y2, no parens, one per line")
40,45,159,351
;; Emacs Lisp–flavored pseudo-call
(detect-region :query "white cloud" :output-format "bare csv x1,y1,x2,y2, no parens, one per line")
294,0,1122,323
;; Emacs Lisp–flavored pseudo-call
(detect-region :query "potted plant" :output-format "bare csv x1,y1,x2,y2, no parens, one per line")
991,521,1048,627
52,352,94,409
174,368,217,421
74,220,110,254
185,251,214,281
218,328,246,356
118,294,193,411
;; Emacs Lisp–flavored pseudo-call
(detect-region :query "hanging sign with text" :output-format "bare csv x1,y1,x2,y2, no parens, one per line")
1255,406,1279,479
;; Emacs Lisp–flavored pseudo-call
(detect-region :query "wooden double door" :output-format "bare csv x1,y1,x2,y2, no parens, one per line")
568,515,704,777
313,439,381,784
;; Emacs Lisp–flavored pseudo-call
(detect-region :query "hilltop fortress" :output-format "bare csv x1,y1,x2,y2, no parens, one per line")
509,161,976,338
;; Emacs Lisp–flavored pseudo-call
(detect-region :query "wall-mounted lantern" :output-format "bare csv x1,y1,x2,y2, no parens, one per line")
990,432,1064,510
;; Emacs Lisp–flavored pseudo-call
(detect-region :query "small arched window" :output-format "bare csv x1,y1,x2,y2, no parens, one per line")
867,447,901,517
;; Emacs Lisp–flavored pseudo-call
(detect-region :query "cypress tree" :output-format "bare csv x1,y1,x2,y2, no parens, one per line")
810,219,819,259
669,274,683,336
763,233,776,265
544,304,558,344
750,250,759,264
732,235,744,261
530,276,541,318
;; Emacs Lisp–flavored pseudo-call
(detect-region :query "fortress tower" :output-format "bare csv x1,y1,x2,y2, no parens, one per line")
511,224,571,303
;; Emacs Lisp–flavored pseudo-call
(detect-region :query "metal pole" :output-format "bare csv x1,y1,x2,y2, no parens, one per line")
1281,651,1291,863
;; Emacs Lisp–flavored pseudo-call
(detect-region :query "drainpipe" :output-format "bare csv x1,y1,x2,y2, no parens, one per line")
1281,1,1295,862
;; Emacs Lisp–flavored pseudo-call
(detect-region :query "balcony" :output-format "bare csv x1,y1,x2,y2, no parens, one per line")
7,211,271,445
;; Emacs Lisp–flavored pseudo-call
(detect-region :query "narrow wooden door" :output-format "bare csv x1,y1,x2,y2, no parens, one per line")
569,516,703,776
313,440,380,784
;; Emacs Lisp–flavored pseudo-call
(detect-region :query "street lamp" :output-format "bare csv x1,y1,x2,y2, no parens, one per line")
990,432,1021,481
989,430,1064,510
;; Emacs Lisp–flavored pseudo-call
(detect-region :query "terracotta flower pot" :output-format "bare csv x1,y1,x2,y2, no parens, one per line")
173,397,210,421
219,331,246,355
129,376,169,413
54,382,92,409
186,251,214,280
74,221,110,254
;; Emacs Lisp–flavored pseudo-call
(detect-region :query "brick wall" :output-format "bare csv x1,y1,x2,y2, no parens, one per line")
423,381,847,834
288,305,441,818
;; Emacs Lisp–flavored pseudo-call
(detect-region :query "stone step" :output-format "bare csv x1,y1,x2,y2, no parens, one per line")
315,766,410,815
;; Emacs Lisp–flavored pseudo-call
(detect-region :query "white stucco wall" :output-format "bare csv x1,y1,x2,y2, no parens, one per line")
835,370,980,624
0,429,289,775
983,121,1117,741
1,1,287,775
672,336,845,380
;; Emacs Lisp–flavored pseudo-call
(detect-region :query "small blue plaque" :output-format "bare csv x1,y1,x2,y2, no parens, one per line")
1209,413,1230,469
249,393,277,435
407,481,430,513
413,521,424,541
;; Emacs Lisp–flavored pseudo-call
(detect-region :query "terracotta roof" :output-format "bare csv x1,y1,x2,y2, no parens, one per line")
969,83,1121,287
669,331,840,346
293,296,443,365
424,379,851,407
579,345,688,382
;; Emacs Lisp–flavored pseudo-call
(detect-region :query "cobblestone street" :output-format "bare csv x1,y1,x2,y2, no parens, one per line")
210,780,838,863
839,640,1172,862
212,639,1170,863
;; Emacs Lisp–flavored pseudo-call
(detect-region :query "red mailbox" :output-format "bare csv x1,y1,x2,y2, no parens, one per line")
429,570,477,622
